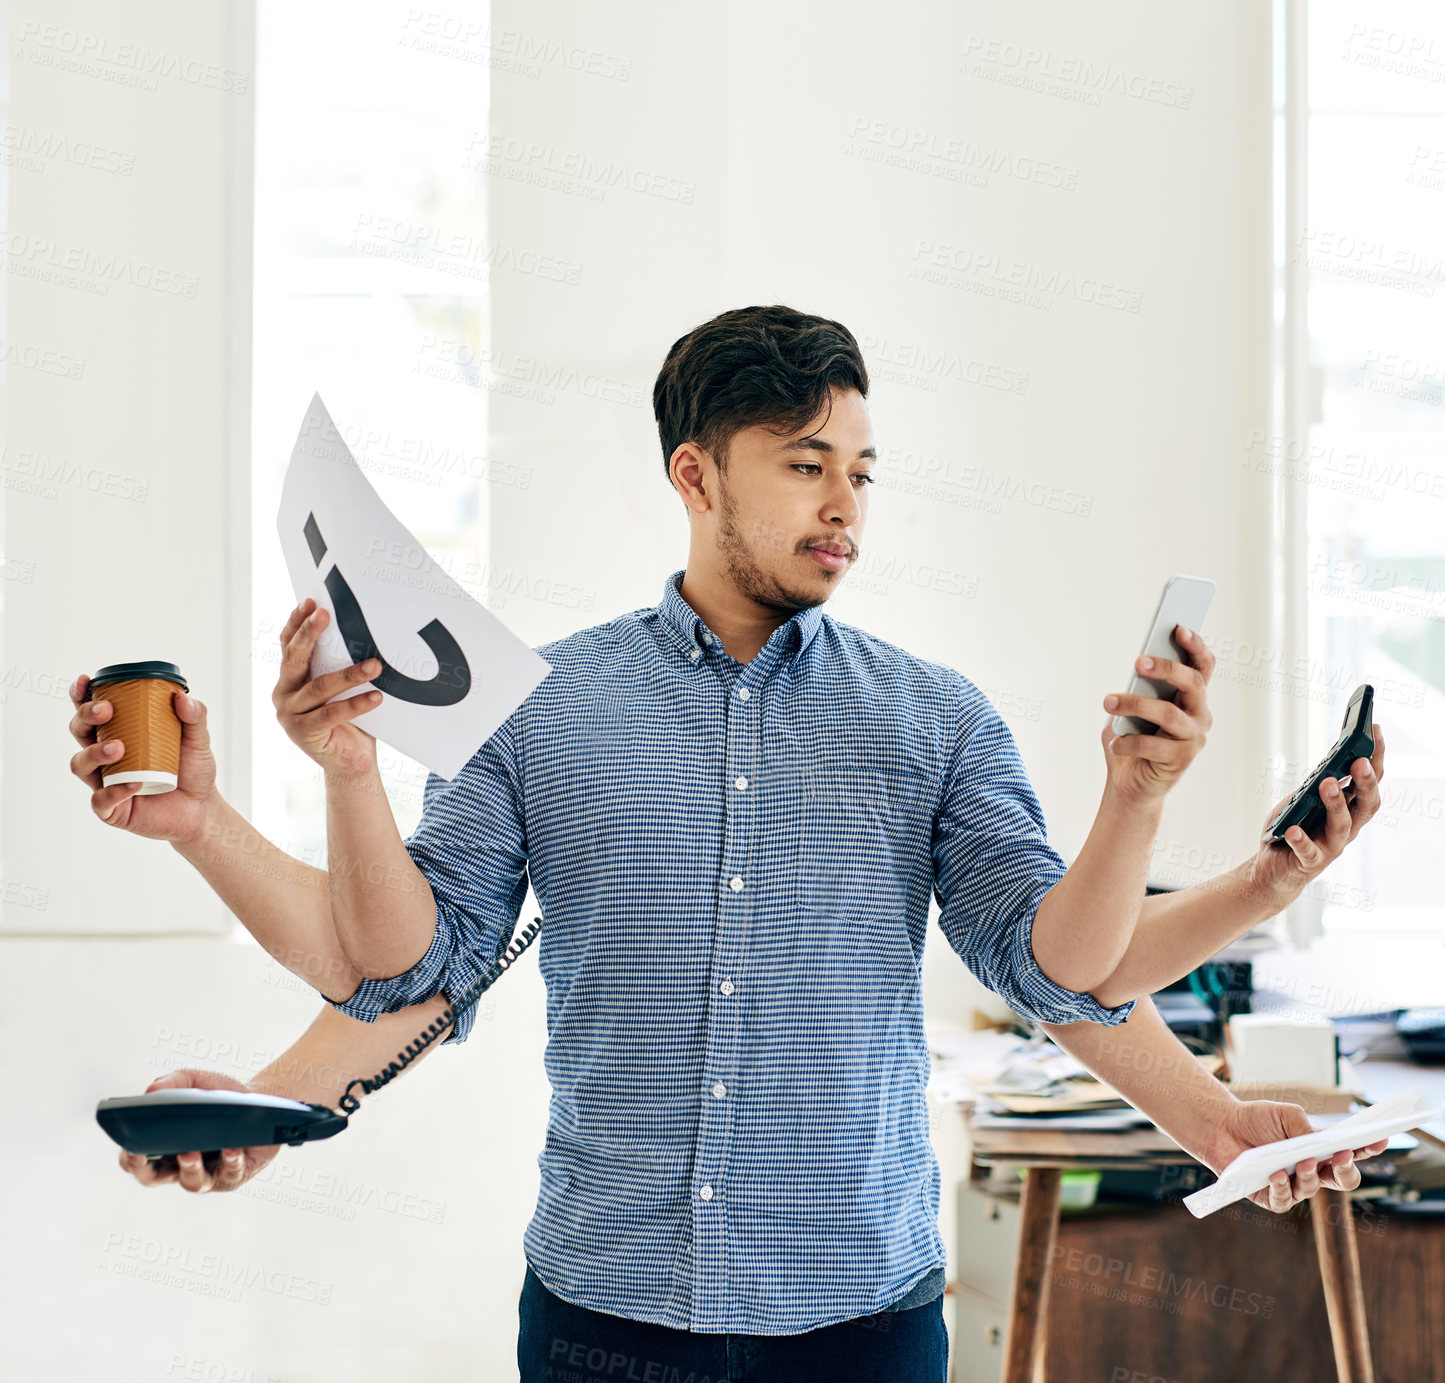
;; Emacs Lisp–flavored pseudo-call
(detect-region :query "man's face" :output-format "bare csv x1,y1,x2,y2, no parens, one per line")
700,386,874,613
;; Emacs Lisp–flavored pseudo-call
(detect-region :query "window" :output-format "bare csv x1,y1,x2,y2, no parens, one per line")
1283,1,1445,941
251,0,493,867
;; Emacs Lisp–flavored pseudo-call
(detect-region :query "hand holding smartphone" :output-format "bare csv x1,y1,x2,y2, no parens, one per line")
1112,575,1216,738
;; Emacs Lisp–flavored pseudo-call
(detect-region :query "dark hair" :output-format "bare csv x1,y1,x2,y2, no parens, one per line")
653,305,869,493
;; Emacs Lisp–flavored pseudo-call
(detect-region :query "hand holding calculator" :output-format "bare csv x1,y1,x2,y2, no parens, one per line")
1261,684,1376,845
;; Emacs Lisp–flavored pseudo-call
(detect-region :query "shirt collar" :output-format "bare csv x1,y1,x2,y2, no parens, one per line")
657,567,825,662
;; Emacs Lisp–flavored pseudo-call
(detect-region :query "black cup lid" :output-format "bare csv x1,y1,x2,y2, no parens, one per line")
87,661,189,695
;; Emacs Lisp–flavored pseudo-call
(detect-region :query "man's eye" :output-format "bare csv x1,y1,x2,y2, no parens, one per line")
792,464,875,486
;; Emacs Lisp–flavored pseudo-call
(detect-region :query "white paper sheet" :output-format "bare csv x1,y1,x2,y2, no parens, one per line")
1183,1089,1441,1218
276,394,552,780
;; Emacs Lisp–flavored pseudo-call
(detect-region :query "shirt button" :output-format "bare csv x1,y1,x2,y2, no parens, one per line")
729,876,744,892
711,1082,727,1099
690,648,701,660
736,687,750,701
735,775,748,790
699,1184,713,1201
719,979,734,996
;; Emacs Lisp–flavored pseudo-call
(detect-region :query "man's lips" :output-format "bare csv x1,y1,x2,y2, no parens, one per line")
806,546,849,570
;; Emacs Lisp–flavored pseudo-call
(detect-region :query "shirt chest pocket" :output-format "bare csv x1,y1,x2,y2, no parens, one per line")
790,749,934,920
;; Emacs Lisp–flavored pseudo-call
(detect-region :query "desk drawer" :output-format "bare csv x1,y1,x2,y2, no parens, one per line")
950,1285,1008,1383
955,1180,1022,1306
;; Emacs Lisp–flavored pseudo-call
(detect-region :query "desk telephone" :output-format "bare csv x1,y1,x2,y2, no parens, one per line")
95,917,542,1160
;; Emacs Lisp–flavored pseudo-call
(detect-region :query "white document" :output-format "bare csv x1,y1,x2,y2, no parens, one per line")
276,393,552,781
1183,1089,1440,1218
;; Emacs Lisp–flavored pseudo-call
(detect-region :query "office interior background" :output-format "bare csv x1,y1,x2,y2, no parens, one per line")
2,0,1442,1378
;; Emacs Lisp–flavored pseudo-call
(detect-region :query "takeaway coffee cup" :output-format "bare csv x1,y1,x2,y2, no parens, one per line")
86,661,189,795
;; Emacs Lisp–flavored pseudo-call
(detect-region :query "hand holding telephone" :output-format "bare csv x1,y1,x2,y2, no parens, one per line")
1260,684,1375,845
97,1087,347,1161
1111,575,1216,738
98,917,542,1166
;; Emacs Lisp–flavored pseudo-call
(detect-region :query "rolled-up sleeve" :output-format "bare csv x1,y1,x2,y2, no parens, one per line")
327,702,530,1046
932,675,1136,1027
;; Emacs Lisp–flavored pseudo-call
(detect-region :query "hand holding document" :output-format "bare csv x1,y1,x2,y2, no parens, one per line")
1183,1089,1441,1218
276,394,551,780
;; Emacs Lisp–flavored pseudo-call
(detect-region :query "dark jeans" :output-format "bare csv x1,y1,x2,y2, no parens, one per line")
517,1263,948,1383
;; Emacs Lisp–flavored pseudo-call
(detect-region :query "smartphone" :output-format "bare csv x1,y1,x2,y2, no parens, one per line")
1260,684,1375,844
1112,575,1216,738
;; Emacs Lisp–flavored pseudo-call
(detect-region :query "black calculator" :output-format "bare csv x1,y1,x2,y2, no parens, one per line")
1261,684,1374,844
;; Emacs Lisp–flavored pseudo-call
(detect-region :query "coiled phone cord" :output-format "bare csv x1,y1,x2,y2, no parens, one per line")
336,915,542,1115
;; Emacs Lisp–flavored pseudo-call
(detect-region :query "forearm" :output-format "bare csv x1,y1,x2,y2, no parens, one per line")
249,991,455,1108
1037,995,1239,1162
1031,786,1164,995
172,794,362,1002
324,763,437,979
1090,862,1280,1008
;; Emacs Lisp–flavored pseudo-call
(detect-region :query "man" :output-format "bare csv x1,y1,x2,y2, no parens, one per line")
76,305,1388,1383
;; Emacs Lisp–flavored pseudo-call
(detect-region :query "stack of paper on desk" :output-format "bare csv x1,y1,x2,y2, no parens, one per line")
924,1027,1224,1130
966,1103,1158,1133
1183,1089,1443,1218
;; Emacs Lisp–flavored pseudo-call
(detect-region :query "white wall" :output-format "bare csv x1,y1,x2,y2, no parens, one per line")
3,2,1272,1379
2,0,249,939
483,0,1274,1016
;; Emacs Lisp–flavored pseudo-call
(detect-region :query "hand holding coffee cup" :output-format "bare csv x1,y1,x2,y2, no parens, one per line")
273,596,383,776
68,661,217,843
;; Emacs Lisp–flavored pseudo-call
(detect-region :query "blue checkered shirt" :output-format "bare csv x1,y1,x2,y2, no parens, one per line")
331,567,1136,1333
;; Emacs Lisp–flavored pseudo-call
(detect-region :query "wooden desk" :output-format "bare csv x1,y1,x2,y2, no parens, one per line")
964,1120,1375,1383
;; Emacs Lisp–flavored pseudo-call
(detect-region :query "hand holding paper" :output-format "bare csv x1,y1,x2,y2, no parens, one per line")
276,394,551,780
1185,1089,1439,1218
